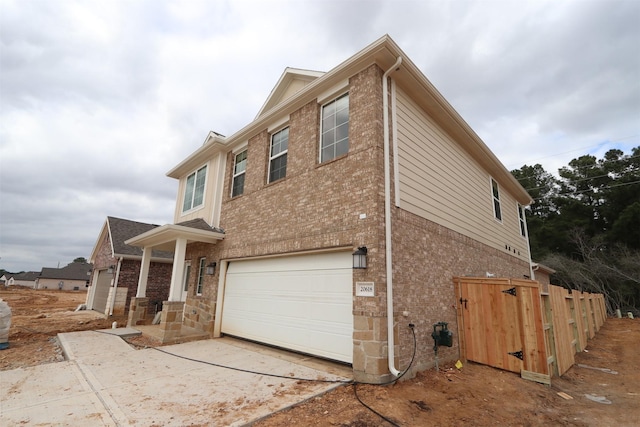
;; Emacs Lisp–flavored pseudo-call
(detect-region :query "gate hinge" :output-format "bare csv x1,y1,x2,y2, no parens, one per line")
502,287,517,297
508,350,524,360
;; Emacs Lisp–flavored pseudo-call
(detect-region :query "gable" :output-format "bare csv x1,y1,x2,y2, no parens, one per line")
255,68,324,119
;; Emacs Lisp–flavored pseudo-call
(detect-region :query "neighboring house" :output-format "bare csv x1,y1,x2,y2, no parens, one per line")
37,262,93,291
85,217,174,317
0,274,7,286
9,271,40,288
125,35,535,383
532,263,557,293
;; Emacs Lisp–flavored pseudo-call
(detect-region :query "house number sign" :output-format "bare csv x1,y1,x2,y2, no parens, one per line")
356,282,375,297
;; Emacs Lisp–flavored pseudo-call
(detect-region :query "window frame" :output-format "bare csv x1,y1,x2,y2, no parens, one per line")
319,92,349,163
491,178,502,222
196,257,206,296
231,150,247,197
182,165,207,213
268,126,289,183
517,203,527,237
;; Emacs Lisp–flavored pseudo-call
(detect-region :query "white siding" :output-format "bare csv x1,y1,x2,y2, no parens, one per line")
173,153,226,227
396,87,529,261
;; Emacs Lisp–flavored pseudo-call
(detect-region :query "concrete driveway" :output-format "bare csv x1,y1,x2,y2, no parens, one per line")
0,330,351,426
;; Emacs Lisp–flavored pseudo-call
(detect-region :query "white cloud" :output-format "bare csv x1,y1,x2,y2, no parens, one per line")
1,0,638,272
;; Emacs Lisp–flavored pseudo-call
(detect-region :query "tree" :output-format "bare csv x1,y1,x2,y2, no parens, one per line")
512,146,640,313
511,164,561,259
73,257,88,263
543,230,640,315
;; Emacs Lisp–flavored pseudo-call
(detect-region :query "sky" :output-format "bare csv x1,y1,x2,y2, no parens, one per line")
1,0,638,273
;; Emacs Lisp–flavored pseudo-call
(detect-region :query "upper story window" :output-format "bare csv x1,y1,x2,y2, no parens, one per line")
491,178,502,221
268,127,288,183
232,150,247,197
518,204,527,237
182,165,207,212
320,93,349,163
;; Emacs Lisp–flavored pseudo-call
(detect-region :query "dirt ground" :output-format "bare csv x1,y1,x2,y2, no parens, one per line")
0,286,127,370
1,287,638,426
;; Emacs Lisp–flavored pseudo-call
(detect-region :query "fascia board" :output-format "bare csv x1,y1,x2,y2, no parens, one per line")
388,47,533,205
112,253,174,263
124,224,224,249
166,35,397,179
88,219,110,263
166,34,531,205
255,68,325,119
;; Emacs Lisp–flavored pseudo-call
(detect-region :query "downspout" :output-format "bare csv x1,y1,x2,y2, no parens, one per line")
383,56,402,377
109,257,123,316
524,209,535,281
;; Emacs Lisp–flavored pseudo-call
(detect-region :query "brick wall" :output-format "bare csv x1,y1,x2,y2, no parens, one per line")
90,229,172,317
389,208,531,376
118,259,171,317
179,63,532,382
182,65,387,341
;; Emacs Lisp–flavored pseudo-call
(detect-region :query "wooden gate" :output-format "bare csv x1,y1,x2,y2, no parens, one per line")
454,278,549,383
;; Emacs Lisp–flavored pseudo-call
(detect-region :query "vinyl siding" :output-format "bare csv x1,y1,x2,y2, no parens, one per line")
396,87,530,262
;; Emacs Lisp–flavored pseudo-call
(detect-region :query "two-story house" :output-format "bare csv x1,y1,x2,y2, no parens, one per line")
125,35,533,383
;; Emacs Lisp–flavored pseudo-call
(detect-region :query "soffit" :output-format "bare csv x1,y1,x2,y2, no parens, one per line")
166,34,531,205
124,223,225,252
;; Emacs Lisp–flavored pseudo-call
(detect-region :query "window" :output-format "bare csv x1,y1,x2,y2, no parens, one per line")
232,150,247,197
182,262,191,293
320,93,349,162
182,165,207,212
268,127,288,183
196,257,206,295
491,178,502,221
518,204,527,237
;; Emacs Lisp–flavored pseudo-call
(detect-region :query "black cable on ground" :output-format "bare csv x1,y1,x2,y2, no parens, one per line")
108,331,352,384
352,323,417,427
101,323,418,426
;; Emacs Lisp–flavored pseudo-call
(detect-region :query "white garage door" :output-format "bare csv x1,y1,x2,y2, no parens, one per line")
92,270,112,314
222,251,353,363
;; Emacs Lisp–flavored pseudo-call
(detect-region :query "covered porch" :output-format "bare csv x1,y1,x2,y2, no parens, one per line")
124,219,224,344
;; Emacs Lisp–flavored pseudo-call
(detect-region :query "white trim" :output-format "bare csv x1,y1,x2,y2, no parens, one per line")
232,141,248,154
267,126,289,183
490,177,503,223
267,115,290,133
231,150,248,197
517,202,527,238
319,92,350,163
196,257,206,296
317,78,349,104
181,163,208,214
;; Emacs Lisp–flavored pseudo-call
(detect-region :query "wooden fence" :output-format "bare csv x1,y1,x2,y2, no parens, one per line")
541,284,606,377
454,277,606,384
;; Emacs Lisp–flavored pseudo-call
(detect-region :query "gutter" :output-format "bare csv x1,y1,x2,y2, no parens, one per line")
383,56,402,377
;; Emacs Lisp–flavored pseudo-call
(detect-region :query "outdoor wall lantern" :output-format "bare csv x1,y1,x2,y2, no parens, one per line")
206,262,217,275
352,246,368,269
107,265,115,274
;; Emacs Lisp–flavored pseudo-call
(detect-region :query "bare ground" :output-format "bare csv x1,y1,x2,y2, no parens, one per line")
0,286,127,370
1,286,638,426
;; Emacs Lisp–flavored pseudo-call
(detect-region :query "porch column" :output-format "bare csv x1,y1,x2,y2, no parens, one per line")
168,237,187,302
136,246,152,298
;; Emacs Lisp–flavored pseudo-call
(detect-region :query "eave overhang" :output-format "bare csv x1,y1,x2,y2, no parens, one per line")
166,34,532,206
125,223,225,252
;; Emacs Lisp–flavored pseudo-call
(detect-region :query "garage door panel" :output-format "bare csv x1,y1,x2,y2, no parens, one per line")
222,252,353,363
91,270,112,314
